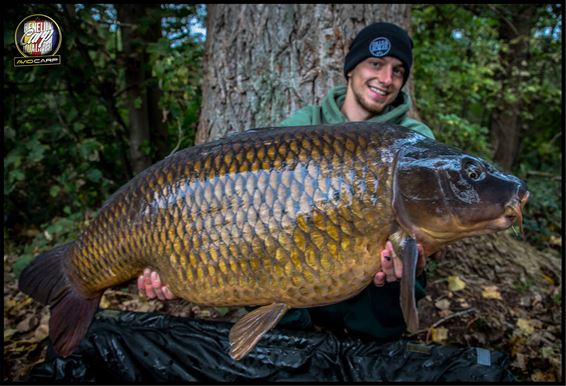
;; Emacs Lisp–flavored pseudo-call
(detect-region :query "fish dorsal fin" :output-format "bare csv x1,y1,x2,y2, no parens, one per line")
229,302,289,360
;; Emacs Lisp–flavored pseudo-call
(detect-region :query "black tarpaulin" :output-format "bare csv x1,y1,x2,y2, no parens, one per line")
25,310,515,383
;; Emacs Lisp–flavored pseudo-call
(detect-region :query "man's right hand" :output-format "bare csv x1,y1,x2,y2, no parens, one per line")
137,268,176,300
373,241,432,287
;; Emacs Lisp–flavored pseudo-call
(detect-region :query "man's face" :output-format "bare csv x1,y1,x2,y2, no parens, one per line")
346,56,405,116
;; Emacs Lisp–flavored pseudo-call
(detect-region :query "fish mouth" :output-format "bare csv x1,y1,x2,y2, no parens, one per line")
494,191,529,235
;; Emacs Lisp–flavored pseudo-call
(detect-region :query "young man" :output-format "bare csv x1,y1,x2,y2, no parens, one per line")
139,22,434,341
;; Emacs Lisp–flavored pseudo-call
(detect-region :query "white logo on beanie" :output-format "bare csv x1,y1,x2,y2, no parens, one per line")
369,37,391,57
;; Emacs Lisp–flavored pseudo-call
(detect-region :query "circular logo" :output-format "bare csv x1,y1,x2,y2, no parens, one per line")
369,37,391,57
15,14,62,57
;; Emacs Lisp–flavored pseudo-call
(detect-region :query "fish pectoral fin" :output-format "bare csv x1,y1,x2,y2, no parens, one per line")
229,302,289,360
396,235,420,333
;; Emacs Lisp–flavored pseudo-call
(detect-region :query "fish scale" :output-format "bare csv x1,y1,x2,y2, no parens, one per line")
19,121,528,360
115,125,383,307
77,122,382,303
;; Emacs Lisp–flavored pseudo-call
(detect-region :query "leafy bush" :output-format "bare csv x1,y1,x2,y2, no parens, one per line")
413,4,562,251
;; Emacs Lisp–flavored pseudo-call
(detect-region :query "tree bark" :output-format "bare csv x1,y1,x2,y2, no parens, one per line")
489,5,536,171
115,4,166,174
197,4,413,144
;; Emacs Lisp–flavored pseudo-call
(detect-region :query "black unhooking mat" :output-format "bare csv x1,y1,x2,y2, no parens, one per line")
25,310,515,383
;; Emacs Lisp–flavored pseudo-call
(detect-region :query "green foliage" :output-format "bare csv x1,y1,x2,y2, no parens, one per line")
149,36,202,151
413,5,501,150
4,4,204,260
412,4,562,250
434,113,492,160
518,175,562,247
12,210,87,278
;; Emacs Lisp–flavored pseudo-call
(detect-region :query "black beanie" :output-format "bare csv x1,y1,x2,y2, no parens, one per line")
344,22,413,86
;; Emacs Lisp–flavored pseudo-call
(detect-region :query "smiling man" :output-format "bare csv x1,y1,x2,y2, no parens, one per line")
279,22,434,139
139,22,437,343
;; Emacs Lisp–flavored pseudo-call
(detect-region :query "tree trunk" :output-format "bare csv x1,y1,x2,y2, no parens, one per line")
115,4,166,174
196,4,412,144
489,5,536,171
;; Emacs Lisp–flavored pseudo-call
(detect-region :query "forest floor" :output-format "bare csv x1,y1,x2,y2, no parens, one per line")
3,232,563,382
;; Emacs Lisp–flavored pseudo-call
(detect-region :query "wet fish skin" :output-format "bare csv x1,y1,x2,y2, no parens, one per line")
69,123,396,307
18,121,528,360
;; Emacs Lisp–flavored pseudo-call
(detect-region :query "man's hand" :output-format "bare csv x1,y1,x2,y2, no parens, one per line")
373,241,428,287
137,268,176,300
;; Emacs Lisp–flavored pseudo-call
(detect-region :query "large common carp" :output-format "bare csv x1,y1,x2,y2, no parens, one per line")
19,122,528,360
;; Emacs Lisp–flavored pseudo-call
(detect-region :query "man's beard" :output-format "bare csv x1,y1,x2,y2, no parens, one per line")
353,86,387,115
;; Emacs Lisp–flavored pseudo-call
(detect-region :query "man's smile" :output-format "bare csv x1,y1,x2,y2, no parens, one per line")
369,85,388,96
368,84,390,102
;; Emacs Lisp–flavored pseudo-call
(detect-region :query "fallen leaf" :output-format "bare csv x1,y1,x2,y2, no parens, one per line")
513,353,527,371
33,324,49,342
541,346,554,359
510,335,526,356
16,316,39,333
136,302,157,313
542,274,555,286
457,298,471,308
548,235,561,247
4,328,17,340
434,299,451,310
516,318,535,334
430,327,448,343
4,298,18,313
481,285,502,300
448,275,466,292
4,339,38,353
99,294,111,309
531,371,556,382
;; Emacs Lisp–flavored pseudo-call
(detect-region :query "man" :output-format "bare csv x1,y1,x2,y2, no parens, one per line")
139,22,435,341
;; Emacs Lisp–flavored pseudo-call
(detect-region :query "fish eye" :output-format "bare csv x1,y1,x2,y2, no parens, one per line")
463,160,485,181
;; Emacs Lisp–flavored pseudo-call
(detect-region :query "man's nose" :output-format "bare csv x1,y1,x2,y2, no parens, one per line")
378,66,393,85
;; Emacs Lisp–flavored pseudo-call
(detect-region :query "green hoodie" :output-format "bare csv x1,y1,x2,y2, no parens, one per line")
279,85,435,139
273,85,430,341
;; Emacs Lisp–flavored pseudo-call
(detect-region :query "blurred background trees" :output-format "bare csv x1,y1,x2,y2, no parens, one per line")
411,4,562,247
3,3,562,265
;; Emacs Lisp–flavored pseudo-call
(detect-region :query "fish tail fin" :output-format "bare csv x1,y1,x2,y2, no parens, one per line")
18,242,101,357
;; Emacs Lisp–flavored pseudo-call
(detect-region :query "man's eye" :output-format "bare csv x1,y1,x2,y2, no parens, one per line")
393,68,404,77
